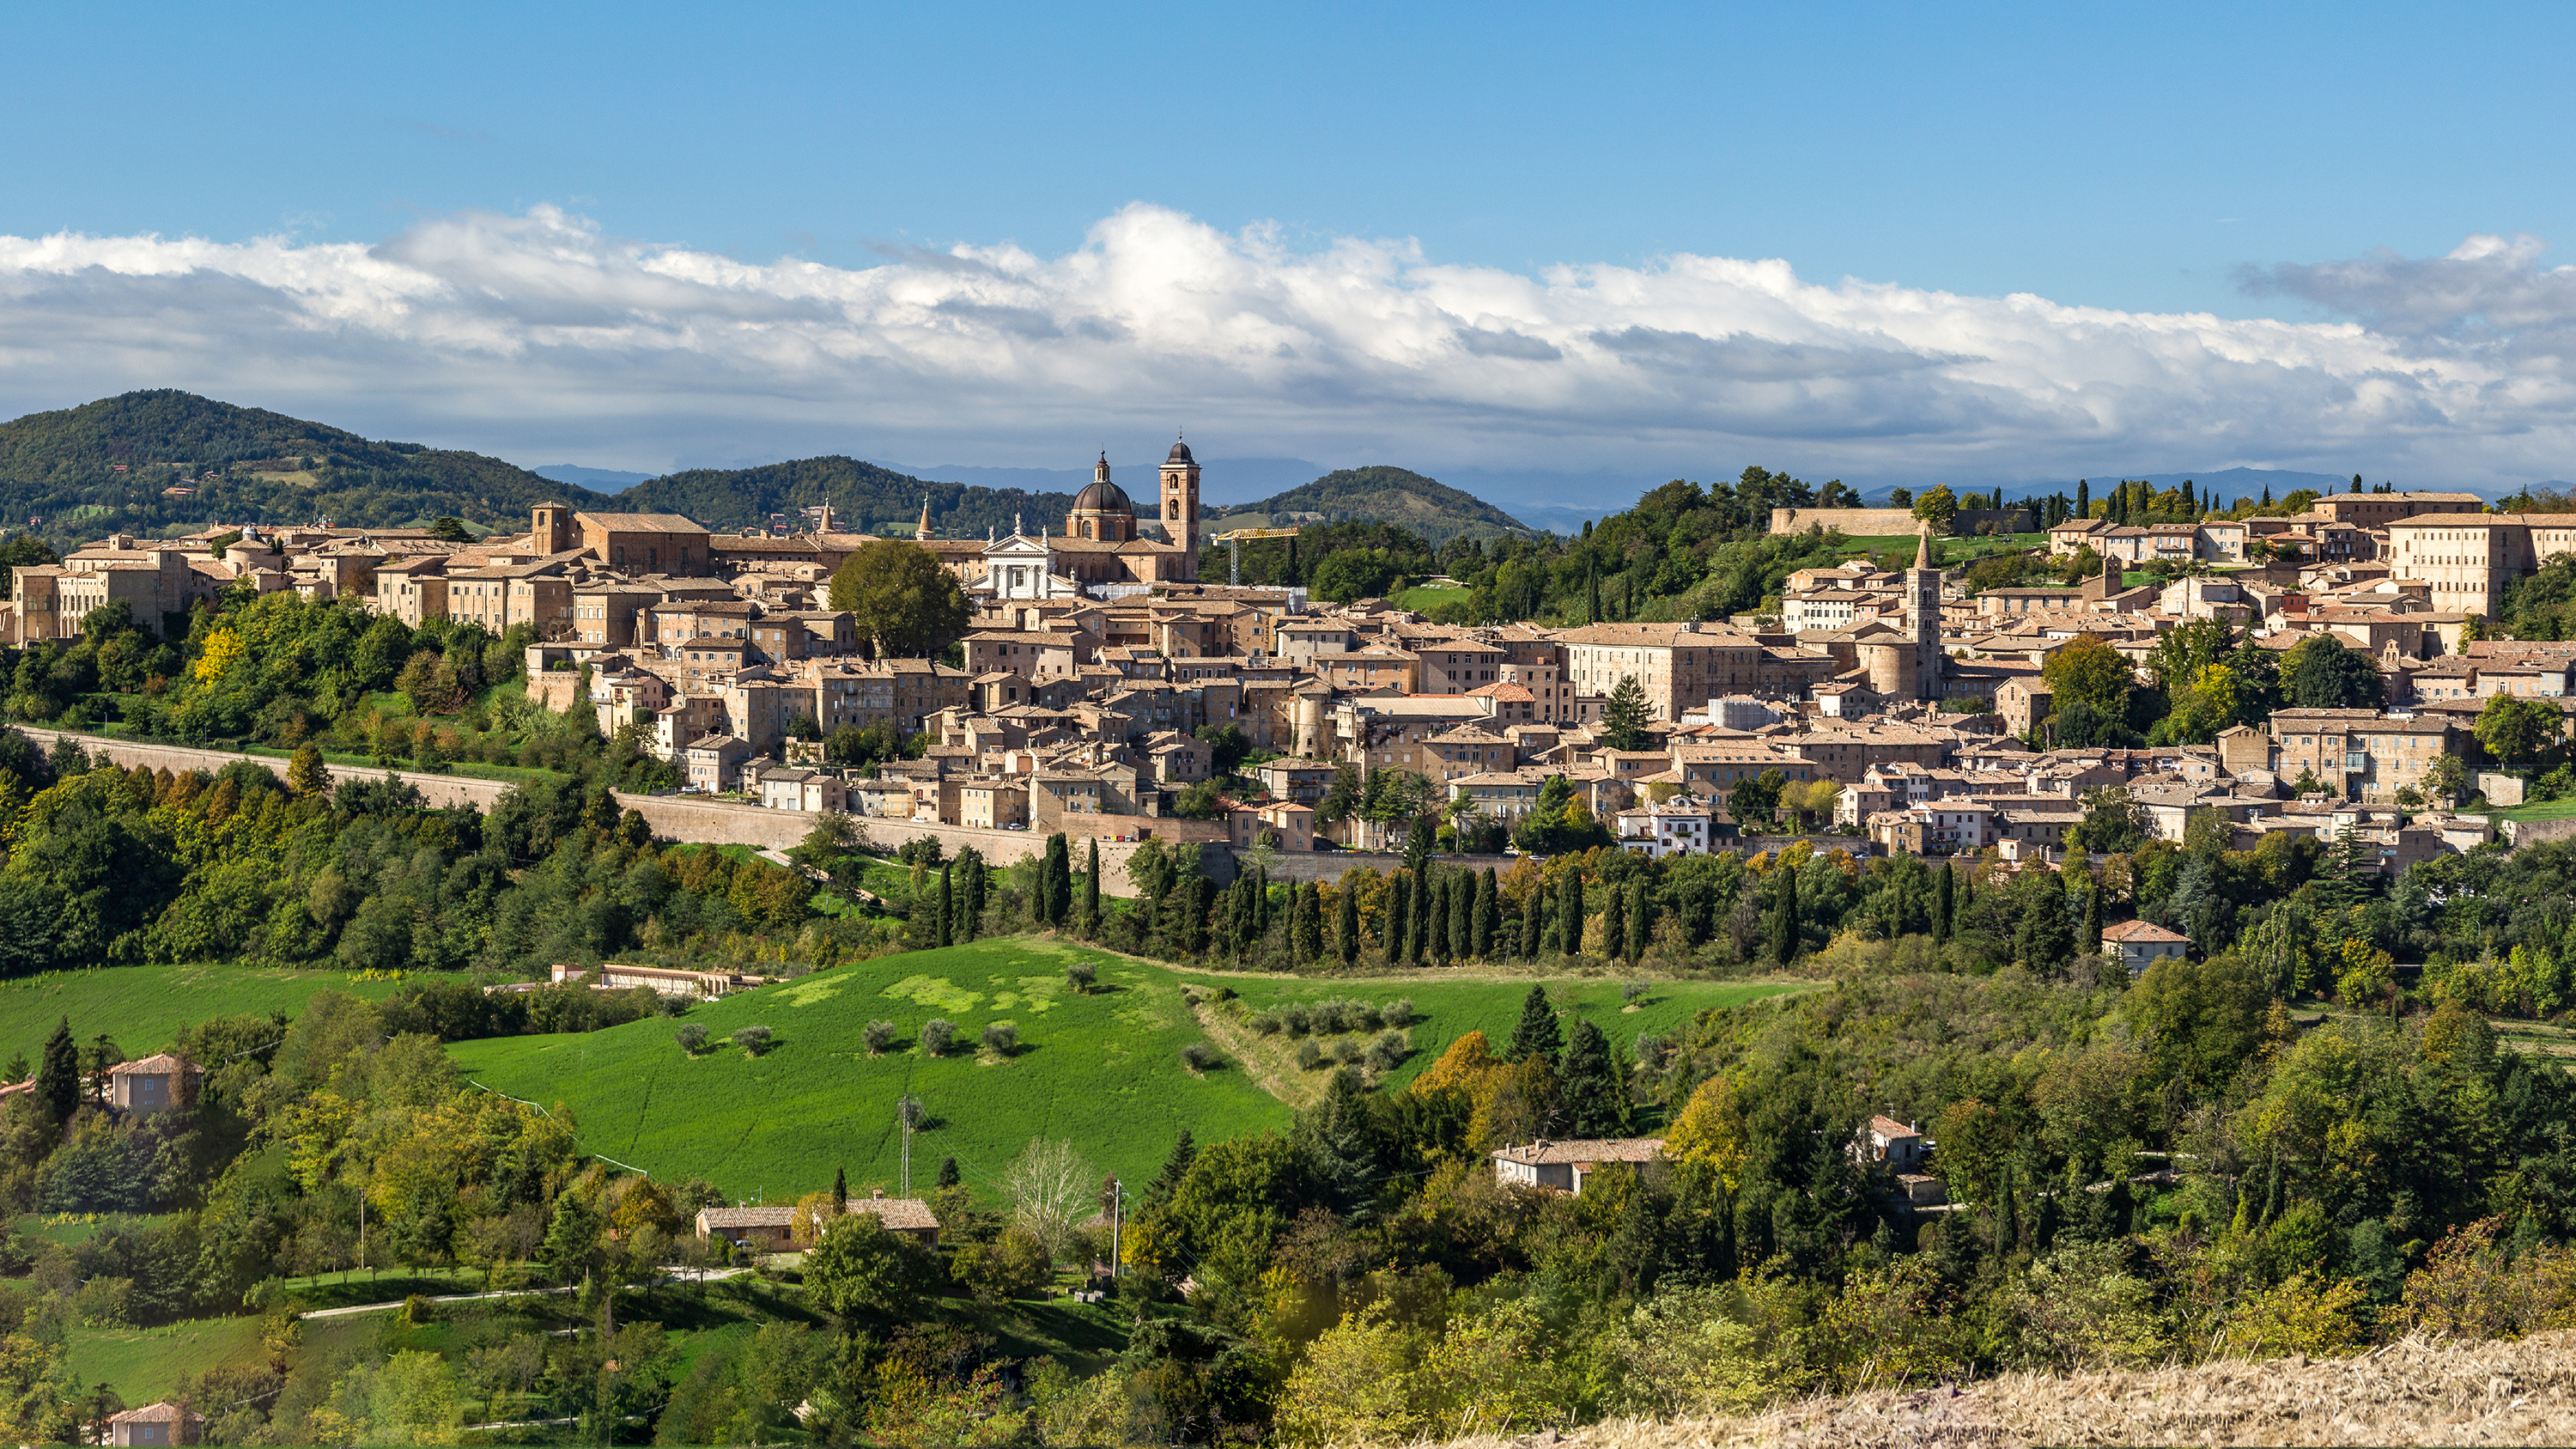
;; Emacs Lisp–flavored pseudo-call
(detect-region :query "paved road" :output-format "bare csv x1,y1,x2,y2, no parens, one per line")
296,1266,750,1318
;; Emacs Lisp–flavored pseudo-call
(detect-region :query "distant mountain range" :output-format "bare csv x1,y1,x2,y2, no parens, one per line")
1207,466,1533,544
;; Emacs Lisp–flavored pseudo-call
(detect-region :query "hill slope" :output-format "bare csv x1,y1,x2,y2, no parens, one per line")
1454,1330,2576,1448
1211,466,1534,543
0,391,612,543
615,455,1082,540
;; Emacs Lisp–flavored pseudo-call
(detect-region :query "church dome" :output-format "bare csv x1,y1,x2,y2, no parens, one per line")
1072,478,1133,514
1166,439,1194,466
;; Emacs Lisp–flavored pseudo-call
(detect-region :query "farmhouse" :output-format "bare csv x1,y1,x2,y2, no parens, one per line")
106,1055,199,1116
1490,1137,1664,1195
107,1403,204,1446
2103,918,2191,977
694,1191,942,1250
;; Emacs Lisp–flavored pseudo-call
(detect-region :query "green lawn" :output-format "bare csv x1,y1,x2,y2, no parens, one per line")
1395,585,1472,612
447,939,1294,1202
2483,796,2576,824
0,965,413,1065
1838,532,2046,563
1194,974,1804,1099
64,1315,264,1403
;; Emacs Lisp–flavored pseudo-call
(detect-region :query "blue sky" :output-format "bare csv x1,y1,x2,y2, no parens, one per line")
3,2,2573,501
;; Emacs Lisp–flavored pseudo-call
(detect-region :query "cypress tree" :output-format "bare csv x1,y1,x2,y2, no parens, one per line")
1521,893,1544,959
37,1018,75,1127
1082,839,1101,935
1770,863,1800,965
1338,880,1359,964
1387,872,1412,962
1588,561,1601,624
1509,984,1563,1067
1043,833,1072,924
937,1156,961,1189
2077,478,2089,517
1285,884,1306,967
1408,869,1432,965
831,1167,848,1213
2082,880,2102,955
1625,878,1649,963
1301,882,1325,962
1602,882,1627,965
937,865,955,948
1558,869,1585,956
1934,865,1953,942
1473,868,1499,959
1449,868,1471,959
1959,866,1975,916
1558,1019,1628,1137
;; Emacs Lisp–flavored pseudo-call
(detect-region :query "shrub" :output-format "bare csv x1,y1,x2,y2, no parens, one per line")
675,1022,708,1055
1353,1002,1384,1032
921,1019,955,1056
1180,1042,1220,1071
1248,1010,1283,1036
732,1025,773,1056
982,1021,1019,1054
896,836,945,868
1066,960,1097,994
862,1020,896,1056
1280,1004,1313,1037
1621,980,1649,1004
1366,1029,1410,1072
1382,998,1415,1028
399,1294,435,1325
1295,1038,1324,1070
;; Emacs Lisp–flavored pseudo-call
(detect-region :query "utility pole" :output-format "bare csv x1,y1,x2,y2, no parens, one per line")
900,1096,914,1194
1110,1178,1124,1277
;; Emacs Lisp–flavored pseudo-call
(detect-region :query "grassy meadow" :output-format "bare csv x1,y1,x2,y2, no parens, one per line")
1189,972,1805,1107
448,939,1294,1202
0,965,411,1068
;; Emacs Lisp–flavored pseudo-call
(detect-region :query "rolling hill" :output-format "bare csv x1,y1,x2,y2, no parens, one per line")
612,455,1083,541
0,391,615,544
1207,465,1534,544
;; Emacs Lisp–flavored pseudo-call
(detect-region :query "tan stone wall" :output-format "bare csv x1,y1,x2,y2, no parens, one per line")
18,728,1219,896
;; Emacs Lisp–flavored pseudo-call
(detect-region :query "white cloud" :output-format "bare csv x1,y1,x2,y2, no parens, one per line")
0,202,2570,486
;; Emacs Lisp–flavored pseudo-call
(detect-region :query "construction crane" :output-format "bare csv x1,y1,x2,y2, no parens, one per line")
1212,526,1301,585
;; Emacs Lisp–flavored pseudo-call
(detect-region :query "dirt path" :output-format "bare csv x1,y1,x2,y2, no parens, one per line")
1188,994,1326,1111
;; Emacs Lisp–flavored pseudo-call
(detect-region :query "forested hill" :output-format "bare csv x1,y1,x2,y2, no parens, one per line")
0,391,612,545
1211,465,1532,543
614,456,1079,540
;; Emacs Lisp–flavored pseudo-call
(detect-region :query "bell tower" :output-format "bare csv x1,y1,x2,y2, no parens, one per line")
1908,524,1943,701
1160,436,1200,579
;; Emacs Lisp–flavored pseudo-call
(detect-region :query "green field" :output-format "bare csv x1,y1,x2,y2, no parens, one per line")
64,1315,265,1402
1838,532,2045,562
2483,795,2576,825
1190,973,1805,1104
448,939,1293,1202
0,965,412,1067
1395,584,1472,612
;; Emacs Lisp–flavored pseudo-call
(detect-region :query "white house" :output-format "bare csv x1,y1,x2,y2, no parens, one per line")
1614,801,1715,857
2102,917,2190,976
1491,1137,1665,1194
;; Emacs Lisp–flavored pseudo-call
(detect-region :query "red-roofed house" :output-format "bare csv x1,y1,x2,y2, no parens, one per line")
2103,918,2191,977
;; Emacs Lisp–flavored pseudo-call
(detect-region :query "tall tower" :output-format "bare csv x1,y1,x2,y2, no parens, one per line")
916,493,935,541
532,502,572,555
1907,524,1943,701
1160,436,1200,579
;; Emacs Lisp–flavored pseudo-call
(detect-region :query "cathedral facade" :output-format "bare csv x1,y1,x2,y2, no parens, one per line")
930,441,1203,599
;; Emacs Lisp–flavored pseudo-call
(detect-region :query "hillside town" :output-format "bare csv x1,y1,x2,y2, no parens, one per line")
5,458,2565,874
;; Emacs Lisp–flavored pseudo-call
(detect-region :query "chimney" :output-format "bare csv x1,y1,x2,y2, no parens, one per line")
872,1188,886,1199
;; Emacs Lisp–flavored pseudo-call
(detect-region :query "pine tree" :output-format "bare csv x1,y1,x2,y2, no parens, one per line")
1558,1018,1628,1137
937,865,955,948
1770,863,1800,965
1510,985,1563,1067
1601,676,1653,751
1934,865,1953,943
286,743,331,799
37,1018,76,1127
1473,868,1499,959
1082,839,1101,935
2351,472,2363,494
1144,1129,1196,1209
1338,881,1359,964
1602,882,1626,965
1558,869,1585,956
1625,878,1649,963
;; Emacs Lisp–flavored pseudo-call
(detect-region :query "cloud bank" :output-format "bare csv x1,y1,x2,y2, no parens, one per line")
0,204,2571,485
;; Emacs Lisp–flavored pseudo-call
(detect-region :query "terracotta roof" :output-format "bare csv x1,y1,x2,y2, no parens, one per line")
109,1403,202,1425
1492,1136,1666,1166
106,1053,196,1076
2102,918,2190,944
